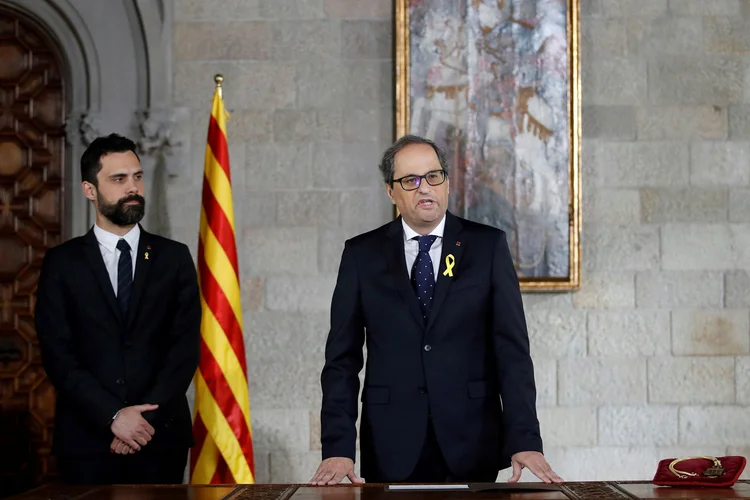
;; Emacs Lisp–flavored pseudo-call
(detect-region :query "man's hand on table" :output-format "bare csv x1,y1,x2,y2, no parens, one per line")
310,457,365,485
509,451,564,484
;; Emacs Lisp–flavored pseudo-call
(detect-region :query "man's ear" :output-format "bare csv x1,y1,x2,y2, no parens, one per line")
82,181,97,202
385,183,395,204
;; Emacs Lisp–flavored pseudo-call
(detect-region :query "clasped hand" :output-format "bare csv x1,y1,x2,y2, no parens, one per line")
109,404,158,455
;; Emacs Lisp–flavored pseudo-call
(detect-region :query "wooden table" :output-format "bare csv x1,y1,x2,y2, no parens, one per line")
7,482,750,500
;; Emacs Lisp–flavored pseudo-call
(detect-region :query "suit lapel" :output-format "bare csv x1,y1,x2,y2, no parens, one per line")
426,212,464,331
126,227,153,328
82,229,122,323
384,218,425,329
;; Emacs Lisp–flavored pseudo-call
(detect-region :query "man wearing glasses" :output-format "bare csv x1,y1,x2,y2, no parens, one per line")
311,135,562,485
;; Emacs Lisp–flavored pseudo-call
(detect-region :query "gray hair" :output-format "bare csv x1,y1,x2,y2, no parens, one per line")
378,134,450,184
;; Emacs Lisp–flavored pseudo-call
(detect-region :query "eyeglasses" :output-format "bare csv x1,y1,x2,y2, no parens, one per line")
392,170,447,191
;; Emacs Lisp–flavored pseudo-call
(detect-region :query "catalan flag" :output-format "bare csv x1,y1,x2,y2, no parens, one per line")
190,75,255,484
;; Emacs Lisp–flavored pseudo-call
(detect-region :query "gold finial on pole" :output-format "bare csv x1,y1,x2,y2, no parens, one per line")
214,74,224,98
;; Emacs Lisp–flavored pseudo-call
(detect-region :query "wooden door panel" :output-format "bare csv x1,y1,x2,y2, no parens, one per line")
0,5,66,495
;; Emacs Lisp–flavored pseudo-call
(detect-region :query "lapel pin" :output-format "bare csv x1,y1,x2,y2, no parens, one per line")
456,241,461,247
443,254,456,277
144,252,149,260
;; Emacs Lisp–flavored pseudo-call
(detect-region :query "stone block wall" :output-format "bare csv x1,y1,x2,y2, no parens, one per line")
169,0,750,482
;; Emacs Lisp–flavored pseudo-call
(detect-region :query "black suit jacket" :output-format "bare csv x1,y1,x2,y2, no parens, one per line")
34,225,201,456
320,212,542,481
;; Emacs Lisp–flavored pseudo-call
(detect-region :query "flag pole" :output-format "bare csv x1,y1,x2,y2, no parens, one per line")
214,73,223,99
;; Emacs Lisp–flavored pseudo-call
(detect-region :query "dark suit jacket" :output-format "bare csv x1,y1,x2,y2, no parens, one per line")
34,225,201,456
320,211,542,482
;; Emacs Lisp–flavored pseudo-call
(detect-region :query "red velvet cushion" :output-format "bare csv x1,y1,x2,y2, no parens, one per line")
653,456,746,487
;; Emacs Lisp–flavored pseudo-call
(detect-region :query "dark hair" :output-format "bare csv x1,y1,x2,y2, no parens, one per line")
80,133,140,186
378,134,450,184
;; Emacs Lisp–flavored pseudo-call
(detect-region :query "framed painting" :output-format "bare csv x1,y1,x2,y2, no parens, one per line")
395,0,581,291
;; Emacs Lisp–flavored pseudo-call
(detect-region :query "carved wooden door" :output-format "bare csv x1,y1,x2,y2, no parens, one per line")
0,5,66,495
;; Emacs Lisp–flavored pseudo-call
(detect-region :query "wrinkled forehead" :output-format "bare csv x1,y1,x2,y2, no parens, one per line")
393,143,441,178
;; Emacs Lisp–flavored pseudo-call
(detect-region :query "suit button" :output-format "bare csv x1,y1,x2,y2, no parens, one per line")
116,378,125,385
418,386,427,394
424,345,432,352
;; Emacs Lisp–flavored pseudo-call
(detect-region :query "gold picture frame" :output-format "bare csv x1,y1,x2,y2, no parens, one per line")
395,0,581,291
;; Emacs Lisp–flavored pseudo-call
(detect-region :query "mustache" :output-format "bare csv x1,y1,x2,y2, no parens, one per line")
119,194,145,206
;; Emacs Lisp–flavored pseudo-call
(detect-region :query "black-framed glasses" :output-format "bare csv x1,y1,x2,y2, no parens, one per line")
392,170,447,191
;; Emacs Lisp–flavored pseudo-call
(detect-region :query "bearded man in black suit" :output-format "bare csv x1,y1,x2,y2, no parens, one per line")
35,133,200,484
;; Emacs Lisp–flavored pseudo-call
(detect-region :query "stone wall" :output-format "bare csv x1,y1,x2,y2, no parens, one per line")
169,0,750,483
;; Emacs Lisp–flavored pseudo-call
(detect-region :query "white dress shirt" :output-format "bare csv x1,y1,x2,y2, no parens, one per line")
402,215,446,282
93,224,139,296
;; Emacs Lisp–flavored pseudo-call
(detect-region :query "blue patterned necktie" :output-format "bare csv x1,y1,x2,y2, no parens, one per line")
411,235,438,323
116,238,132,317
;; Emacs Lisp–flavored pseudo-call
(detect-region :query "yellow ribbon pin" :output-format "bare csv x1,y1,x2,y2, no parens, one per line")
144,252,149,260
443,254,455,277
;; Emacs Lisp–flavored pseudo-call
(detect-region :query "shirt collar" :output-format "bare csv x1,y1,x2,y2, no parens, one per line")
93,223,140,252
402,214,446,243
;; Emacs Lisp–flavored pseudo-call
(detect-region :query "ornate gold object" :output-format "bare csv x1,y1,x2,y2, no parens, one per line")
669,456,725,479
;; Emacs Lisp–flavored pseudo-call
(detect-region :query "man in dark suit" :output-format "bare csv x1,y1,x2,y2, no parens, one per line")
34,133,201,484
310,135,562,485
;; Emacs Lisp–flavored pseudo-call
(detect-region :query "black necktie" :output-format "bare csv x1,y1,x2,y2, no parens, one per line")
116,239,132,317
411,235,438,323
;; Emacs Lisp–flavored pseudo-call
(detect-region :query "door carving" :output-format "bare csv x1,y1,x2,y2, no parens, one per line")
0,5,66,495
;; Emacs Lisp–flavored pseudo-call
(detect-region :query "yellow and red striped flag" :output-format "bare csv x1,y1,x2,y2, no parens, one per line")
190,75,255,484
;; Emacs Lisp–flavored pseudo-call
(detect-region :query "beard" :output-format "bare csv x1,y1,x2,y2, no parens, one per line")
98,193,146,226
